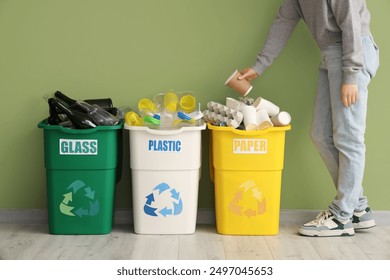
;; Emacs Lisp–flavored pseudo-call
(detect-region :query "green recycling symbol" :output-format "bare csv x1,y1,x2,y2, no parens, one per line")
59,179,99,218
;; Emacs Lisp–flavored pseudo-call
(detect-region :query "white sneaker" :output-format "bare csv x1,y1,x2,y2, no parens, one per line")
352,207,376,230
298,210,355,237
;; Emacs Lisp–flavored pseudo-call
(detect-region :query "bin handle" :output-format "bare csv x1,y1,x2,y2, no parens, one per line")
207,123,291,135
144,127,185,136
209,131,214,184
230,127,273,136
38,119,124,134
139,124,206,136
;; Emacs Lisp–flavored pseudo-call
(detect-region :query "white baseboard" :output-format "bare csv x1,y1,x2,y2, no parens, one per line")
1,209,389,226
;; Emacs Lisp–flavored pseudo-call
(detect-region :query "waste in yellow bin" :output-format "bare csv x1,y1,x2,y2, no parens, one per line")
208,123,291,235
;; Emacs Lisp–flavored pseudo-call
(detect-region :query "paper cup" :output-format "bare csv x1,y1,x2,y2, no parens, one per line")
226,97,247,112
225,70,253,96
242,106,257,131
257,109,273,130
252,97,280,117
226,97,241,110
271,111,291,126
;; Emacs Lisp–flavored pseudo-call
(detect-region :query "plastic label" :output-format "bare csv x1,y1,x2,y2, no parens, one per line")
148,140,182,152
232,138,267,154
59,139,98,155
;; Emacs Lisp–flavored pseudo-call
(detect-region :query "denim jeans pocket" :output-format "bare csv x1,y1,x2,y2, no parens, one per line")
363,35,380,78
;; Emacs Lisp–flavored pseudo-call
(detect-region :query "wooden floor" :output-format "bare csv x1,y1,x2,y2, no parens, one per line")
1,223,389,260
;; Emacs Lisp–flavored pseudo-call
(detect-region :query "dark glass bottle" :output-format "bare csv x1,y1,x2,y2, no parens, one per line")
47,98,61,125
52,99,97,129
54,91,113,111
76,101,119,126
54,91,119,126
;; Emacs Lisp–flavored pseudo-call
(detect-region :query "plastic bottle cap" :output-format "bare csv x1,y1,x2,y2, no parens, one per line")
143,115,160,125
178,111,192,121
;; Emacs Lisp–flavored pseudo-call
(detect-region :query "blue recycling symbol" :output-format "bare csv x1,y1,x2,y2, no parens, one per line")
144,182,183,218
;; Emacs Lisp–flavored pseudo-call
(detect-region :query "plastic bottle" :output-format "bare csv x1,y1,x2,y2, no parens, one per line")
52,99,97,129
159,109,174,129
188,102,204,126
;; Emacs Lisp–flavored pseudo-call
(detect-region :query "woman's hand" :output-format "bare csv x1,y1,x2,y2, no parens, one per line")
341,84,358,107
238,68,259,81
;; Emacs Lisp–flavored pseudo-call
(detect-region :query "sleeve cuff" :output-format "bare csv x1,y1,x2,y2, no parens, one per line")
343,72,359,85
252,64,267,76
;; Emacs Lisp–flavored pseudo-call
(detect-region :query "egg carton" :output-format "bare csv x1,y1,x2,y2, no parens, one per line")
203,101,243,128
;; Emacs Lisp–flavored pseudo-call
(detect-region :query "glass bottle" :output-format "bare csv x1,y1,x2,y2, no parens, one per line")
52,99,97,129
47,98,61,125
54,91,119,126
54,91,113,111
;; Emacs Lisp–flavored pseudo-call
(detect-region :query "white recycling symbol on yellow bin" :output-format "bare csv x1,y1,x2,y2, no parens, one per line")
59,180,99,217
228,180,266,218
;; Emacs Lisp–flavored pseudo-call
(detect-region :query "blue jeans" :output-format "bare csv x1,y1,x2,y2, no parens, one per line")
310,35,380,221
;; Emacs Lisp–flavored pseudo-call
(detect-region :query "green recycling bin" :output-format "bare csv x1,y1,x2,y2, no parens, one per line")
38,119,124,234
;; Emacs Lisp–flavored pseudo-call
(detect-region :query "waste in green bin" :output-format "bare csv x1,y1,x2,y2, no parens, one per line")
38,119,124,234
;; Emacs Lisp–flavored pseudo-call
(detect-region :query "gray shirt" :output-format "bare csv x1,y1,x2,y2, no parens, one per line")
252,0,372,84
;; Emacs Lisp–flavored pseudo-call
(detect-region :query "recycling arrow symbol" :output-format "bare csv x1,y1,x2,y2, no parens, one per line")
228,180,266,218
144,182,183,218
59,179,100,218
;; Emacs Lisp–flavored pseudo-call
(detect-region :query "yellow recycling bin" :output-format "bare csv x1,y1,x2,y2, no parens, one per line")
208,123,291,235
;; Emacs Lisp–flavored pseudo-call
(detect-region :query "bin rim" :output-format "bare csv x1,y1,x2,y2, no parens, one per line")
37,119,124,134
207,122,291,135
124,123,206,135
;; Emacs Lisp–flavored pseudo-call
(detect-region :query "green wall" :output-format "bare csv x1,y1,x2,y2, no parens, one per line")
1,0,389,211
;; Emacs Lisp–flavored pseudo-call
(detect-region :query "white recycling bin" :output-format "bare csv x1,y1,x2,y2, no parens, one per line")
125,123,206,234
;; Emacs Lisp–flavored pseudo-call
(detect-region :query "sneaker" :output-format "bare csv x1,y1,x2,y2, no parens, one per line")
298,210,355,237
352,207,376,230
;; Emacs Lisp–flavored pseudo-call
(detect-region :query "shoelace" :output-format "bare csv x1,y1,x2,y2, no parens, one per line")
314,210,332,225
